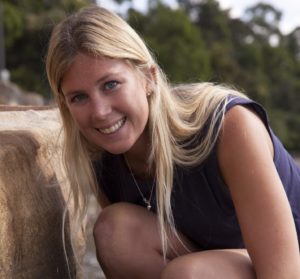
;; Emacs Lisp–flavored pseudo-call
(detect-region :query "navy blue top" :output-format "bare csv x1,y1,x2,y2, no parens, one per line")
94,97,300,249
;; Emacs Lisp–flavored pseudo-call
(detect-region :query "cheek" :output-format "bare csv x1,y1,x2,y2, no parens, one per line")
138,97,150,126
67,107,88,128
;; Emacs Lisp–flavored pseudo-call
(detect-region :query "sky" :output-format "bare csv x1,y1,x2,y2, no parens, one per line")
97,0,300,34
219,0,300,34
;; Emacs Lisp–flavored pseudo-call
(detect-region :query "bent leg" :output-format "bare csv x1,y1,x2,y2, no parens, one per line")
161,249,256,279
93,203,194,279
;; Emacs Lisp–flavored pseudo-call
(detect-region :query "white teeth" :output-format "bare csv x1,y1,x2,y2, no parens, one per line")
98,118,125,134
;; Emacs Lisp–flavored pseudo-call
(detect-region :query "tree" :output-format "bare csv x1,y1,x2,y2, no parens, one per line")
180,0,244,84
244,2,282,45
3,0,96,98
285,27,300,60
1,2,23,48
128,3,211,83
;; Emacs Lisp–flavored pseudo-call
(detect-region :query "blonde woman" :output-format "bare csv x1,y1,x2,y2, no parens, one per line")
46,5,300,279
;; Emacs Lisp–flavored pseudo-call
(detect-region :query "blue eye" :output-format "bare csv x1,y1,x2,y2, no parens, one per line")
70,94,87,103
104,80,119,91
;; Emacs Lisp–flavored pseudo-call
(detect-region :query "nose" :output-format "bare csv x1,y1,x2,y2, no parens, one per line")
90,94,112,121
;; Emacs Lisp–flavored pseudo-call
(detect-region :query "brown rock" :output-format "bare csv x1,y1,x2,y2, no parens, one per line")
0,106,85,279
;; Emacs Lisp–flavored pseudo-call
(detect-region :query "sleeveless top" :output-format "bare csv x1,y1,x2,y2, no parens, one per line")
93,97,300,250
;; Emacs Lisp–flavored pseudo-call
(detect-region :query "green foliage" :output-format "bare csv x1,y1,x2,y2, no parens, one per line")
269,110,300,151
244,2,282,43
162,0,300,150
128,4,211,83
194,0,232,45
1,2,23,47
2,0,95,98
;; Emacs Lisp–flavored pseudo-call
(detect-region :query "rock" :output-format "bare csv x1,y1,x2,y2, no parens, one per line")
0,106,85,279
0,81,44,105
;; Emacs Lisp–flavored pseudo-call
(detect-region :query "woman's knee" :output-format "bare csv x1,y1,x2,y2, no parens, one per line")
93,203,141,267
93,202,160,257
93,202,164,276
161,256,199,279
161,249,255,279
93,202,140,247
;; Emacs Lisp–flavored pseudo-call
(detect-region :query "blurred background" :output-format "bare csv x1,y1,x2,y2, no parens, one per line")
1,1,299,278
1,0,300,152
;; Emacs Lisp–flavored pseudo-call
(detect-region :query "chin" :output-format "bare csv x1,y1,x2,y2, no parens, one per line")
102,144,132,155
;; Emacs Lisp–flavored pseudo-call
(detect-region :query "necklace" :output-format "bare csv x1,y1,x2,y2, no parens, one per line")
124,156,155,211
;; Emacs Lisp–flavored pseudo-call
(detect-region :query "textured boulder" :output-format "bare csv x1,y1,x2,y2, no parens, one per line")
0,106,85,279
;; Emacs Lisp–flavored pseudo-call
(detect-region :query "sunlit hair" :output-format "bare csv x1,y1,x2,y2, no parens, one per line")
46,4,247,263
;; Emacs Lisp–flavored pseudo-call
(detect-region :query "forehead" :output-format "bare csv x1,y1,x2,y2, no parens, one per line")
66,53,129,75
61,53,135,86
60,53,146,93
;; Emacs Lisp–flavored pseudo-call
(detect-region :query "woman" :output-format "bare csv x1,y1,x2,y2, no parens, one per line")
46,5,300,279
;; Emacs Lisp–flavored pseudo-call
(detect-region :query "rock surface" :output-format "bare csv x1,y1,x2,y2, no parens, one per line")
0,81,45,105
0,106,85,279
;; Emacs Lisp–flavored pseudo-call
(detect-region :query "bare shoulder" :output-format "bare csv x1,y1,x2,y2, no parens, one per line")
218,105,273,161
217,104,274,192
220,105,267,137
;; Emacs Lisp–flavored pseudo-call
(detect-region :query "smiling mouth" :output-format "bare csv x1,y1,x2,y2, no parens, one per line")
97,117,126,134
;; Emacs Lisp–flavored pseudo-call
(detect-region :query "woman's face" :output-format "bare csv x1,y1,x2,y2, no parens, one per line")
61,53,151,156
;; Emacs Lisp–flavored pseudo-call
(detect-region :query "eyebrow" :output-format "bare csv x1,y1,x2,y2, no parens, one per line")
63,89,85,98
62,71,122,97
96,73,117,85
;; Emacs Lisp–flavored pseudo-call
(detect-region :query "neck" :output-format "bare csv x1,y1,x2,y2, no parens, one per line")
123,126,153,178
123,152,154,180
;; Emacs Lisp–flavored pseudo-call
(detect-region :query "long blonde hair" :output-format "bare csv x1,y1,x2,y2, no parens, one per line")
46,5,247,260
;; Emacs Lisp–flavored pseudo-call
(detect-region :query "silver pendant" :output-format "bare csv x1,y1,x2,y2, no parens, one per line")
125,156,155,213
143,198,151,211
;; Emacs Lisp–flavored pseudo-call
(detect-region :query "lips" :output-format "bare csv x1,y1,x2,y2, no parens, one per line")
97,117,126,134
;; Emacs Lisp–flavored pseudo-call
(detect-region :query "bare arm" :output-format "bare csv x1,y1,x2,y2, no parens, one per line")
218,105,300,279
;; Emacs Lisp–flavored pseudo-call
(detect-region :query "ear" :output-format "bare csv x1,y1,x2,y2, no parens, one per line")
145,66,157,96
